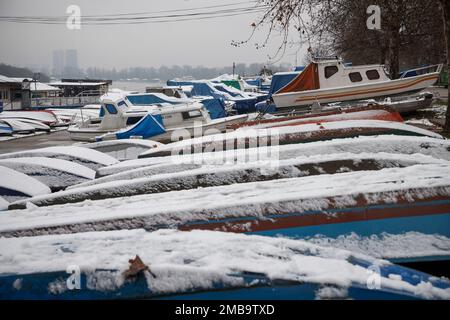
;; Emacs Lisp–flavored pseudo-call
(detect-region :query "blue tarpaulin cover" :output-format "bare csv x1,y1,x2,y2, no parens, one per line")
115,113,166,140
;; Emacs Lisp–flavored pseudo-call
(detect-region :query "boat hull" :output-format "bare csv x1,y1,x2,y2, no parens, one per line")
273,73,439,109
68,115,248,143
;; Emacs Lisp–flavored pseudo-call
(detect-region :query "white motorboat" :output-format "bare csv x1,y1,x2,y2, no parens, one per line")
68,94,248,143
272,58,442,110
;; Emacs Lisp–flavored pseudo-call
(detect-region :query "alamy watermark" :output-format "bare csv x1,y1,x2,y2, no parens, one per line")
168,122,281,169
367,5,381,30
66,5,81,30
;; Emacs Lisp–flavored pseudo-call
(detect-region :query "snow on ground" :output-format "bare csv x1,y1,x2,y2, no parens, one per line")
0,229,449,299
304,232,450,261
2,163,450,236
98,135,450,176
0,166,51,202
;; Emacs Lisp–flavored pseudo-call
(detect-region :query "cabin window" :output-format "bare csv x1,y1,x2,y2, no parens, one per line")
349,72,363,82
366,70,380,80
126,116,143,125
182,110,203,120
324,66,339,79
104,103,118,114
117,100,128,108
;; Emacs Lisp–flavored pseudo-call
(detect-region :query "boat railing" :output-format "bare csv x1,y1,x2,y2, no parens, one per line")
399,64,443,79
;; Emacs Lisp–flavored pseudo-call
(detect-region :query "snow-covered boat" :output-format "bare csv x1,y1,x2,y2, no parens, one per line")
0,146,118,170
0,122,13,135
68,94,248,143
0,229,449,300
228,105,403,130
79,139,164,161
0,118,36,133
0,110,59,126
96,135,450,176
272,59,442,111
0,157,95,191
16,152,447,207
139,119,443,158
0,166,51,204
3,118,50,132
3,162,450,265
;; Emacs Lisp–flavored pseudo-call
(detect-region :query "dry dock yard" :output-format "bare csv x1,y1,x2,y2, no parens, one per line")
1,89,450,300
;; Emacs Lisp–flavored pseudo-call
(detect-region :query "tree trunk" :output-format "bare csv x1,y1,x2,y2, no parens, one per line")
387,27,400,79
441,0,450,133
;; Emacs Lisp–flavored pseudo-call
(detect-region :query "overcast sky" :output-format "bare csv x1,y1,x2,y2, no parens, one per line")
0,0,303,69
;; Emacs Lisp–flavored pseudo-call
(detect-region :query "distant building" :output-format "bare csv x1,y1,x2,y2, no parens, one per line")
0,74,61,109
52,50,64,76
49,78,111,97
52,49,80,77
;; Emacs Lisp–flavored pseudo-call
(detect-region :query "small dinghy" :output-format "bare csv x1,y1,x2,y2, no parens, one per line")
0,157,95,191
0,146,118,170
0,166,51,204
0,122,13,136
0,110,58,126
6,118,51,132
0,119,35,134
0,229,449,300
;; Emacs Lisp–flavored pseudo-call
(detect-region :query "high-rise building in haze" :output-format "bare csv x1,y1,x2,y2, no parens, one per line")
52,50,64,76
52,49,79,77
65,49,78,70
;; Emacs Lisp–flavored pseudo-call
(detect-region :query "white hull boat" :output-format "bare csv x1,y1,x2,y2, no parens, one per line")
272,59,442,110
68,94,248,143
0,119,36,133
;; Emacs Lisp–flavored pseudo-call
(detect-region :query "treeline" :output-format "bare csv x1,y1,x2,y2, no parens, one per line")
0,63,50,82
83,63,292,81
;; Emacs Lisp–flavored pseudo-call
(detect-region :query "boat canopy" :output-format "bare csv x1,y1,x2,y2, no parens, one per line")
277,63,320,94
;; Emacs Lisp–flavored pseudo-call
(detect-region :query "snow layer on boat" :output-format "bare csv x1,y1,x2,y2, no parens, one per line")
0,229,449,299
0,157,95,191
79,139,164,160
304,232,450,261
98,135,450,176
140,120,443,158
246,109,401,129
68,152,447,193
0,146,118,169
2,163,450,235
0,157,94,179
0,197,8,211
0,166,51,202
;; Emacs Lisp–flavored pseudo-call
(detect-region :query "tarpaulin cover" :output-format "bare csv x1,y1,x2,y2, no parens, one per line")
200,98,227,119
269,72,301,97
115,113,165,139
277,63,320,94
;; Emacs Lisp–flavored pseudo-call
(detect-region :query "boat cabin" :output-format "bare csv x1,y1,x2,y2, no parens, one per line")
278,59,390,93
97,95,212,132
